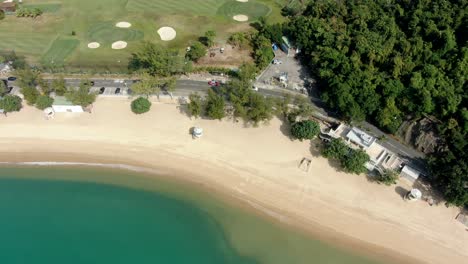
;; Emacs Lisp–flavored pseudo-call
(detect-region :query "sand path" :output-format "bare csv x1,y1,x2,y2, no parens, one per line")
0,98,467,264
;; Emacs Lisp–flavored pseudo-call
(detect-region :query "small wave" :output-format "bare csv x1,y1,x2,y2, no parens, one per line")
0,161,159,174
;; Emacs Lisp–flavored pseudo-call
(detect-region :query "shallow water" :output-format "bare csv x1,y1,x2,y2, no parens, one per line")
0,166,385,264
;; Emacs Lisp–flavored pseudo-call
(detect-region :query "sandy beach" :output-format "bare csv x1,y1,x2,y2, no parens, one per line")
0,97,467,264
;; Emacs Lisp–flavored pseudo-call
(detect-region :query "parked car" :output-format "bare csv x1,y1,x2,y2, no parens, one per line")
99,87,105,94
272,59,282,65
7,76,16,81
115,88,121,94
126,88,133,95
252,86,259,92
208,80,220,86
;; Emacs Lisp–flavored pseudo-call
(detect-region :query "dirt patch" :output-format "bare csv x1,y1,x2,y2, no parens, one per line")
195,44,254,68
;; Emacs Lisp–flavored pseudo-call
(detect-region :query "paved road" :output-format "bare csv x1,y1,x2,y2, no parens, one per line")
3,77,427,172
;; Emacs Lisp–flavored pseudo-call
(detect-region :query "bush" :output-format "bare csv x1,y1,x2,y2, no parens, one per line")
322,138,348,160
188,92,203,118
35,95,54,110
376,170,399,186
0,94,22,113
186,42,206,62
21,86,39,105
341,148,370,174
131,97,151,114
204,89,225,120
291,120,320,140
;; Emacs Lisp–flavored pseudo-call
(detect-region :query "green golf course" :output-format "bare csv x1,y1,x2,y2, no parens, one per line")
0,0,285,72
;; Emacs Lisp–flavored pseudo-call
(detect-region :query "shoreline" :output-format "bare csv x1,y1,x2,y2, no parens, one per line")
0,157,417,264
0,98,466,264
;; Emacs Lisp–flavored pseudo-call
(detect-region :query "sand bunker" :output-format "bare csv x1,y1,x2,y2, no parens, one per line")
115,22,132,28
157,27,176,41
233,15,249,22
111,41,127,50
87,42,100,49
236,0,248,2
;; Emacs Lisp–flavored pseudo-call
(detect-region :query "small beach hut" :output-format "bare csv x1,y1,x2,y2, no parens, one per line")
405,188,422,201
192,127,203,138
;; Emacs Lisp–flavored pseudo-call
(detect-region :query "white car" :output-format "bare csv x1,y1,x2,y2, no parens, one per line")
272,59,282,65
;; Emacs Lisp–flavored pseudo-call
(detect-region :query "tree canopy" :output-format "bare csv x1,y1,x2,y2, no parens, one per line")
284,0,468,205
188,92,203,118
291,120,320,141
129,42,185,76
131,97,152,114
0,94,22,113
287,0,466,133
186,42,206,62
65,81,96,107
35,95,54,110
204,89,225,120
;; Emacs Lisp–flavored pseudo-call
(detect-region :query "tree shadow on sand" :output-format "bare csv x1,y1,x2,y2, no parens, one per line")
394,186,408,200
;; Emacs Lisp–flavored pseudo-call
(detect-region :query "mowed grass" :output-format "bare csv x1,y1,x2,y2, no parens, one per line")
1,0,284,71
41,38,80,65
22,3,62,13
87,22,144,44
126,0,227,16
217,1,271,22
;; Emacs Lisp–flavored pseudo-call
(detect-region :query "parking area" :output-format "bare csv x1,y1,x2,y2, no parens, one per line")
90,86,131,97
255,49,313,93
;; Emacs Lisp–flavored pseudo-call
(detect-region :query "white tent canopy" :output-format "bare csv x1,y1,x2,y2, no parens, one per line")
193,127,203,138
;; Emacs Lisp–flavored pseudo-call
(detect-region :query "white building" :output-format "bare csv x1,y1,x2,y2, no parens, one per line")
52,96,83,113
400,165,421,183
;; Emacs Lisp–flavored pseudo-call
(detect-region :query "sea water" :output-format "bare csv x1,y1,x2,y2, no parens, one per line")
0,166,385,264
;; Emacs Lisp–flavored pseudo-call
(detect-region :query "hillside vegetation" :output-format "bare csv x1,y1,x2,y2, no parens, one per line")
284,0,467,206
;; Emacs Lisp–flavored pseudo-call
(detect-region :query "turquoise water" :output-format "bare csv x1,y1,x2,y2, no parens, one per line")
0,166,385,264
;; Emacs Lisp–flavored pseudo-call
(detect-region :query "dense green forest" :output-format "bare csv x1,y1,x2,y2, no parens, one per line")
280,0,467,206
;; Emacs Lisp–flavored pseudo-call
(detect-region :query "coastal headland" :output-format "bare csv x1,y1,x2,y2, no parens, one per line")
0,97,467,264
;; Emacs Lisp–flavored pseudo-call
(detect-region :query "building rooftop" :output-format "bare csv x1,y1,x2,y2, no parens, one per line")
346,127,376,149
53,96,74,106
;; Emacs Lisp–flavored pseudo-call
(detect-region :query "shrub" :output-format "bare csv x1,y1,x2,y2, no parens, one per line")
376,170,399,185
35,95,54,110
341,148,370,174
186,42,206,62
204,89,225,120
0,94,22,113
291,120,320,140
322,138,348,160
131,97,151,114
188,92,203,118
21,86,39,105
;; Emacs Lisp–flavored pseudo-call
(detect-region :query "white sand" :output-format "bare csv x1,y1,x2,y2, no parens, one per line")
233,15,249,22
157,26,176,41
1,99,467,264
111,41,127,50
236,0,248,2
87,42,100,49
115,22,131,28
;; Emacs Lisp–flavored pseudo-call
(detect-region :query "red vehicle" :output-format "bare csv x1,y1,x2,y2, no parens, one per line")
208,80,220,86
